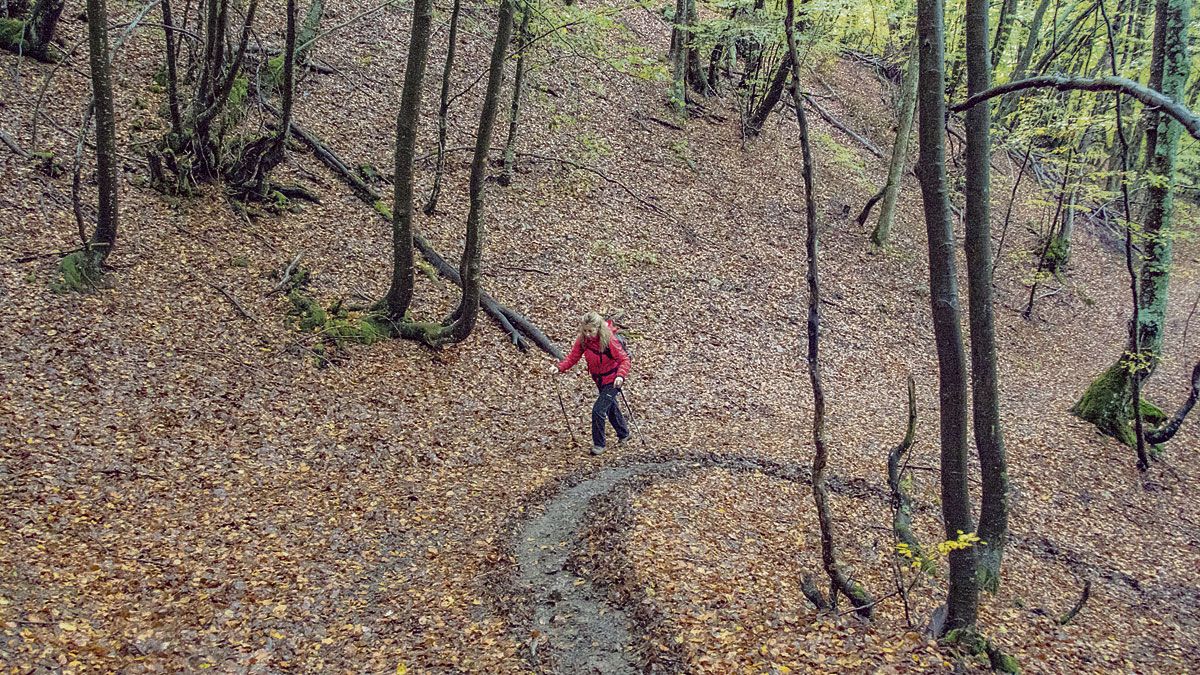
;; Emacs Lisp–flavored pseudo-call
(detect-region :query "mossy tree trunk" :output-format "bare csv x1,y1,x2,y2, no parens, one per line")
1074,0,1192,455
441,0,516,343
84,0,117,266
872,38,918,248
1,0,62,61
964,0,1009,593
383,0,434,321
744,53,792,137
785,0,874,617
917,0,980,633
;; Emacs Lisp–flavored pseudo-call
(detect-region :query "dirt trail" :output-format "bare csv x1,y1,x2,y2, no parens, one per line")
513,457,812,672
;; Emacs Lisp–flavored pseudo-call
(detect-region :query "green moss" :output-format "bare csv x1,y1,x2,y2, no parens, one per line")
1072,362,1135,447
372,200,393,220
53,251,101,293
0,18,26,50
1139,398,1167,426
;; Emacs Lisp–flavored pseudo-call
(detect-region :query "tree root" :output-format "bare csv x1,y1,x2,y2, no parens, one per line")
280,114,554,355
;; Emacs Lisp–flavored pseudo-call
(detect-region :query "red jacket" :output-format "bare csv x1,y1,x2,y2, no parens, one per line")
557,322,631,386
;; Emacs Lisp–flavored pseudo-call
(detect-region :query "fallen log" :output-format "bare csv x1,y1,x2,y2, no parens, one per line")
283,114,548,354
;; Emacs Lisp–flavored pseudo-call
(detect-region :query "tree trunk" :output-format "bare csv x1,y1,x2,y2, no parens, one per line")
162,0,184,138
22,0,63,60
786,0,873,617
669,0,688,111
997,0,1052,121
685,0,706,94
82,0,118,266
990,0,1019,67
383,0,435,321
916,0,979,634
443,0,516,343
424,0,461,215
964,0,1009,594
872,39,918,247
500,1,531,187
1135,0,1189,363
1075,0,1192,450
744,53,792,137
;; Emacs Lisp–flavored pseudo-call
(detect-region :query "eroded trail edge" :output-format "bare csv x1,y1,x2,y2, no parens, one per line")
511,456,818,673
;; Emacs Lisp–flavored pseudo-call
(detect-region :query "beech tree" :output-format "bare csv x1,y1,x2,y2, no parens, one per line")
915,0,978,635
964,0,1009,590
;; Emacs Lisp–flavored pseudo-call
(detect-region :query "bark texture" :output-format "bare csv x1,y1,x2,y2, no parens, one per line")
916,0,979,633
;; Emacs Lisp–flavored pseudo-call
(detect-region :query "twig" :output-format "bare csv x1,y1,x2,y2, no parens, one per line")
517,151,667,216
208,283,257,321
495,264,551,275
1057,578,1092,625
271,252,303,293
801,93,883,158
0,128,28,157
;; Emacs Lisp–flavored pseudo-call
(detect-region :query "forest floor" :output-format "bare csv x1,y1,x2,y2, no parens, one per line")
2,0,1200,672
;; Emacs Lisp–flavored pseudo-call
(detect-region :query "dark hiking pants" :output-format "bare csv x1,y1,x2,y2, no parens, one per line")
592,384,629,448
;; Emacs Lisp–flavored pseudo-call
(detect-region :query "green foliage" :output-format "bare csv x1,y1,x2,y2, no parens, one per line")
669,139,698,172
813,130,867,183
288,291,389,365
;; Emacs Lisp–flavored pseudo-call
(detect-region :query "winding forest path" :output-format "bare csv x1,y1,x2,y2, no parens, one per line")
512,456,814,672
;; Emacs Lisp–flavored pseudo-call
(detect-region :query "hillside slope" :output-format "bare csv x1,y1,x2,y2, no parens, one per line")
1,0,1198,671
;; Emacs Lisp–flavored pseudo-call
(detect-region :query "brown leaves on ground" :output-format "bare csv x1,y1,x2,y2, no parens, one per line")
1,0,1198,671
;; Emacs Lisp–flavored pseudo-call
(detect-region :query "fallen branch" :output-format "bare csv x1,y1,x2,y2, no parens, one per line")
280,114,547,354
209,282,257,321
1143,361,1200,445
1057,578,1092,626
517,151,667,216
952,75,1200,141
802,94,883,158
271,251,303,294
0,128,28,157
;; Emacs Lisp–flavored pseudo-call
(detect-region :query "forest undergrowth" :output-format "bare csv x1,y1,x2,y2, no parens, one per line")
1,0,1198,670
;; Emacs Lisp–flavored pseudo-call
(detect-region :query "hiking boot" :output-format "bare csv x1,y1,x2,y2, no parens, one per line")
617,433,633,446
590,445,605,456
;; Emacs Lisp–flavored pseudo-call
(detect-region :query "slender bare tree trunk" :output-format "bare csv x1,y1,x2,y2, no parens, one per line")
785,0,873,617
443,0,516,342
916,0,979,634
424,0,461,214
873,39,918,247
383,0,435,320
500,0,531,187
964,0,1009,593
86,0,118,264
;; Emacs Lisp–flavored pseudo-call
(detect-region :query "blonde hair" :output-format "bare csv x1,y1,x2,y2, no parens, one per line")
578,311,612,350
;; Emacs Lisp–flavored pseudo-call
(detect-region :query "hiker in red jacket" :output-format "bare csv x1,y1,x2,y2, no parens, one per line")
550,311,631,455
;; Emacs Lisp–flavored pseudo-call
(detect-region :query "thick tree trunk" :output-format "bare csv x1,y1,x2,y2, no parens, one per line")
424,0,461,214
443,0,516,343
22,0,62,60
500,1,530,187
744,53,792,137
1135,0,1190,362
916,0,979,634
964,0,1008,593
785,0,873,617
383,0,434,321
85,0,118,264
872,39,919,247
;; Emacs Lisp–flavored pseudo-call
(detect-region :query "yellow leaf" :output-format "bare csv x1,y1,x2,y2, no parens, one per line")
396,664,408,675
59,622,77,632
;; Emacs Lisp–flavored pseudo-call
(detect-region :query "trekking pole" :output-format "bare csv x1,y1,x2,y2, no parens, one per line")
619,389,647,447
554,377,578,447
